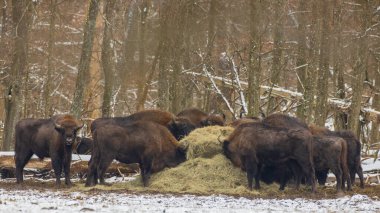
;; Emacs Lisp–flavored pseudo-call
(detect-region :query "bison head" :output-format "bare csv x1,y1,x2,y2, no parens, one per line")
200,114,226,127
223,139,245,170
54,115,84,146
168,117,196,141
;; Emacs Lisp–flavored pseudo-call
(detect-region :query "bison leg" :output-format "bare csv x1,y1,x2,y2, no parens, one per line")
316,169,329,186
330,166,343,192
356,163,364,188
242,155,259,190
85,160,97,187
296,159,317,193
63,151,72,186
97,157,113,185
51,155,63,187
15,150,33,184
140,158,153,187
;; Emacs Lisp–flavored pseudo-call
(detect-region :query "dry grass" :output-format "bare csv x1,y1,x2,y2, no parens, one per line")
180,126,234,160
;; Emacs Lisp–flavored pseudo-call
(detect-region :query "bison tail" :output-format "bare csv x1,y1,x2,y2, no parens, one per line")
340,138,351,190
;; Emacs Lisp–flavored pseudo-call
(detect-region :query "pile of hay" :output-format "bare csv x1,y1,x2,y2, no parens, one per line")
180,126,234,160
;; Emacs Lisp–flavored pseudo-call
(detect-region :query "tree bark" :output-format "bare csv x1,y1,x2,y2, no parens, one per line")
314,0,331,126
370,63,380,146
114,0,137,115
348,0,369,135
295,0,308,120
332,0,347,130
267,0,284,113
70,0,99,118
43,0,56,118
100,0,116,117
135,0,149,111
247,1,261,117
2,0,32,151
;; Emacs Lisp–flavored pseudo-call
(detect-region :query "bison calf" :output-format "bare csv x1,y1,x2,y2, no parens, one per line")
85,121,186,187
15,115,83,186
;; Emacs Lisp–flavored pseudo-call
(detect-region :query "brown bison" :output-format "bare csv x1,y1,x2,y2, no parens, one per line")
262,113,309,130
229,117,261,128
312,135,352,191
177,108,225,127
309,125,364,188
15,115,84,186
85,121,186,187
259,136,352,192
73,137,93,155
90,109,196,140
223,122,317,192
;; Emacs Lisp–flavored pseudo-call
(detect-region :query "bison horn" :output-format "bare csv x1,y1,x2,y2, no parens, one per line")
54,122,64,130
76,119,85,130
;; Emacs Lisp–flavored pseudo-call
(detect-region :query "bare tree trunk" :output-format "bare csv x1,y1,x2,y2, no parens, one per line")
314,0,331,126
332,0,347,130
295,0,308,120
115,0,138,115
157,2,170,111
203,0,217,112
135,0,149,111
305,0,320,123
100,0,116,117
2,0,31,151
43,0,56,118
267,0,284,113
348,0,369,135
70,0,99,118
370,62,380,146
247,1,261,117
1,0,6,37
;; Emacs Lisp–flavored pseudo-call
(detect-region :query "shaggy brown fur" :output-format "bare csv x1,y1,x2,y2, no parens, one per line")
85,121,186,187
15,115,83,186
223,122,316,192
309,124,364,188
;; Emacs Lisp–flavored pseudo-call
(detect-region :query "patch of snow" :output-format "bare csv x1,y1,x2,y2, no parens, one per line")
0,189,379,212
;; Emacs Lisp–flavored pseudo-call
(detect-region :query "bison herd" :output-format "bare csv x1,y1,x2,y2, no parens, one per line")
13,108,364,193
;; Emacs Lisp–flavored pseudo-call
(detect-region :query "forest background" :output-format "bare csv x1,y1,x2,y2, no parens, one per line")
0,0,379,156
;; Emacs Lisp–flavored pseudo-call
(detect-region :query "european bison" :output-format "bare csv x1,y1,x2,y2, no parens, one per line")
85,121,186,187
15,115,84,186
229,117,261,128
90,109,195,140
262,113,309,130
259,136,352,192
312,136,352,191
177,108,225,127
73,137,93,155
223,122,317,192
309,125,364,188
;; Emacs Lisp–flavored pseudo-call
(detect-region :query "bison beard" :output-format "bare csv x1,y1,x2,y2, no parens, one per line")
90,109,196,140
85,121,186,187
223,122,317,193
15,115,83,186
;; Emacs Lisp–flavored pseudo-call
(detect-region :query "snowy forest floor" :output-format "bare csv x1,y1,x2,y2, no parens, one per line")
1,155,380,212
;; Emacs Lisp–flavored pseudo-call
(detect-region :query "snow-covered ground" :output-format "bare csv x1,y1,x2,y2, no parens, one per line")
0,189,379,213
